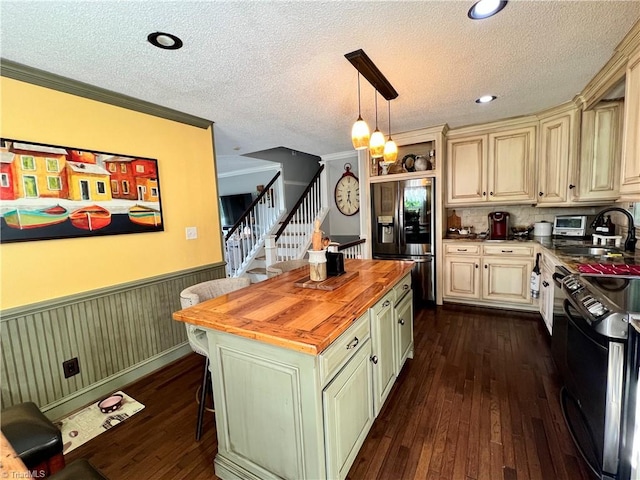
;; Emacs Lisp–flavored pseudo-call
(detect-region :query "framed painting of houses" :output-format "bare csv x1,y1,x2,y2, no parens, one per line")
0,138,164,243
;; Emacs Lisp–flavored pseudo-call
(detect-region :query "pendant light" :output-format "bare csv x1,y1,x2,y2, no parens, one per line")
351,73,370,150
383,100,398,163
369,91,385,159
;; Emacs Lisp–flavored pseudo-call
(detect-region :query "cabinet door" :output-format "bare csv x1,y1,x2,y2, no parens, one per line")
538,112,576,204
539,265,554,335
482,258,533,304
444,255,481,299
578,102,622,202
446,135,487,204
370,294,396,417
323,338,374,480
487,126,537,203
620,49,640,197
394,290,414,376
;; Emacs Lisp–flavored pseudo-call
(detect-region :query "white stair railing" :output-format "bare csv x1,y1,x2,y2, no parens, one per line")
272,165,327,263
224,172,285,277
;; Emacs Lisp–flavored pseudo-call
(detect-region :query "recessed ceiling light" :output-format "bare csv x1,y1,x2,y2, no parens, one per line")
468,0,508,19
476,95,497,104
147,32,183,50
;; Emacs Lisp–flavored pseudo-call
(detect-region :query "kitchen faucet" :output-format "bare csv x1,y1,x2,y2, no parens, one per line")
590,207,637,252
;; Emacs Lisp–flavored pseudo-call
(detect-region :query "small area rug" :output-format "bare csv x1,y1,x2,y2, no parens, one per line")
56,391,145,454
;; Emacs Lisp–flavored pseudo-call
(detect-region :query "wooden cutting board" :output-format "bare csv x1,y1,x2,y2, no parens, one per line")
294,271,359,290
447,210,461,230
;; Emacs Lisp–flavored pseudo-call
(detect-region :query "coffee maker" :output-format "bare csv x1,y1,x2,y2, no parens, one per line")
488,212,510,240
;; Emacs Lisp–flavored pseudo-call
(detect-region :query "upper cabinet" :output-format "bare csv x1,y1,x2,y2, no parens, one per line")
446,122,537,206
536,105,580,205
620,48,640,200
577,100,623,203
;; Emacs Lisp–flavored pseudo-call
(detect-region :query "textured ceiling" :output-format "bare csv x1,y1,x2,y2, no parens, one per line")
1,1,639,166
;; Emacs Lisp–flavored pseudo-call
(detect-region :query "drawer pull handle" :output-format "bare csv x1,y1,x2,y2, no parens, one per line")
383,300,391,307
346,337,359,350
569,184,575,189
542,281,549,288
457,248,468,252
370,355,378,365
484,264,488,269
475,264,479,269
398,318,405,326
403,284,410,290
501,250,513,253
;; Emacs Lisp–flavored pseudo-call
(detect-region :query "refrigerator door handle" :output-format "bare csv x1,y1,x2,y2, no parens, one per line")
398,183,405,249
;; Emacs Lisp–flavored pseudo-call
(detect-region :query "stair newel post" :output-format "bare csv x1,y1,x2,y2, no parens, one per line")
265,235,277,266
319,161,328,220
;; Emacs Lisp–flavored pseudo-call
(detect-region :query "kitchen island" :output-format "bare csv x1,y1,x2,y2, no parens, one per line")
173,259,414,480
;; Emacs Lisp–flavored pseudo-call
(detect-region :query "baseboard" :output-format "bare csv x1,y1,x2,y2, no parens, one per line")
44,343,192,421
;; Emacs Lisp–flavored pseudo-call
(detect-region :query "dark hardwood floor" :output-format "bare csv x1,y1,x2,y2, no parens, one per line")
66,305,591,480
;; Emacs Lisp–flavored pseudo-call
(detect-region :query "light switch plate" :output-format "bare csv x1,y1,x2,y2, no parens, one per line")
186,226,198,240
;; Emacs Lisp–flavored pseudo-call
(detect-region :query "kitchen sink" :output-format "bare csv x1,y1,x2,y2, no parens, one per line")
556,246,624,256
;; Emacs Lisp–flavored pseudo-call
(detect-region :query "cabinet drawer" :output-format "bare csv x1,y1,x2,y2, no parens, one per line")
445,244,481,255
319,313,371,385
393,273,412,302
482,245,534,257
369,290,394,317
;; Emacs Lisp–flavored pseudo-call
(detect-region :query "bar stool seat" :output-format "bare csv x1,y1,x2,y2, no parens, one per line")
49,459,108,480
179,276,251,441
1,401,65,475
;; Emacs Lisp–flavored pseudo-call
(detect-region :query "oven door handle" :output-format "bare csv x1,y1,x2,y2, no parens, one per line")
553,272,566,288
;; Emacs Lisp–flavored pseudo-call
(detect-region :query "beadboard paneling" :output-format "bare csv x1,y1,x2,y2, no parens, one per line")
0,264,226,410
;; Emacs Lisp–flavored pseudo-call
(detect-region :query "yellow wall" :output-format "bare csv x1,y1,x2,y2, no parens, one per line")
0,77,223,309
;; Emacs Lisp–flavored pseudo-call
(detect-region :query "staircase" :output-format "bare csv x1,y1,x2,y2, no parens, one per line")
225,165,329,281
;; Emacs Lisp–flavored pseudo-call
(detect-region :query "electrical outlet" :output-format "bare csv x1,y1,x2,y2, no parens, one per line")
185,226,198,240
63,357,80,378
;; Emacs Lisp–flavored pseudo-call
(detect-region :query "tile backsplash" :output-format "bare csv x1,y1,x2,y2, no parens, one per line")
446,204,638,246
446,205,599,233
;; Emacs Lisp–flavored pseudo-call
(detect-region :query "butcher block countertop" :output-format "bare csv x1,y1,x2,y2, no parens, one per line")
173,259,414,355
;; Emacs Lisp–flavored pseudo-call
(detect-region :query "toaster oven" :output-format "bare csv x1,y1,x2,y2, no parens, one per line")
553,215,594,237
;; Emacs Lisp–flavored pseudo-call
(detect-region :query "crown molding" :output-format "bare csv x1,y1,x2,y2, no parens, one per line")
577,19,640,110
1,58,213,129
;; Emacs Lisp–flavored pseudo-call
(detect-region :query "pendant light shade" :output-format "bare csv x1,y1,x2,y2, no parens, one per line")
351,73,370,150
370,130,385,158
369,91,385,159
383,100,398,163
352,117,370,150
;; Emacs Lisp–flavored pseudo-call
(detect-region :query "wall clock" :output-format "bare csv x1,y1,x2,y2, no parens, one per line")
334,163,360,216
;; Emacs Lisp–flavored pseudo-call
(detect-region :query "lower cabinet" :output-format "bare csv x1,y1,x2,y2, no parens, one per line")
370,290,396,416
444,242,534,308
538,256,555,334
482,257,533,304
323,338,374,480
394,289,414,376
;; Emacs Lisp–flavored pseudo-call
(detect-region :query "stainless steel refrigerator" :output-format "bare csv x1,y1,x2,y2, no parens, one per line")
371,178,435,304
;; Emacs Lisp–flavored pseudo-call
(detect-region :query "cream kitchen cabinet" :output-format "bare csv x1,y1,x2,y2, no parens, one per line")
446,124,537,206
538,250,560,335
620,48,640,199
577,101,623,202
443,242,535,309
482,256,533,305
444,254,481,299
536,106,580,205
446,135,486,204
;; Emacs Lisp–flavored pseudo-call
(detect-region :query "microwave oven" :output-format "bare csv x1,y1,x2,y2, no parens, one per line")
553,215,595,237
